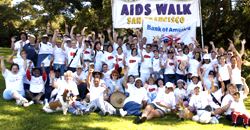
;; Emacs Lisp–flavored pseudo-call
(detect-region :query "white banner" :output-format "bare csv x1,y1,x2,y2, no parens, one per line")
112,0,200,28
142,19,196,45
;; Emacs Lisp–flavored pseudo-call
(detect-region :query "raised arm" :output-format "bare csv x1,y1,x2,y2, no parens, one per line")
52,30,58,48
61,37,66,51
208,78,214,94
240,39,246,57
140,50,144,62
242,78,249,97
11,36,16,51
87,67,94,89
35,36,40,50
6,51,17,64
209,41,216,52
65,23,69,35
79,27,87,48
218,76,225,93
107,28,114,45
50,71,58,88
70,25,77,40
0,56,6,74
46,21,50,34
122,67,129,89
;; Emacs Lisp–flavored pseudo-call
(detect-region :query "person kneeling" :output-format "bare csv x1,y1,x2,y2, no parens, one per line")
134,82,176,124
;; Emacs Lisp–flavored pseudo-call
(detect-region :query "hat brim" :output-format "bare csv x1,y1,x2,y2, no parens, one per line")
92,71,104,79
110,92,127,108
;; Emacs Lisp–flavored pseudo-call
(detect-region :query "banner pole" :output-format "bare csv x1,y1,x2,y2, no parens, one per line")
111,0,114,37
198,0,204,49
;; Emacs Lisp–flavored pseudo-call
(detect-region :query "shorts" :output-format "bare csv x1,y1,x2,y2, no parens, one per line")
148,103,166,117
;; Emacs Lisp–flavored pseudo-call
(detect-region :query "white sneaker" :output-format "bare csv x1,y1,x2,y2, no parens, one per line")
119,109,127,117
75,108,83,116
37,100,44,105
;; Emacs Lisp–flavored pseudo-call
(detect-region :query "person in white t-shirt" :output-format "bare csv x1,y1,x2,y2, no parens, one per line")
230,92,250,128
221,78,249,126
175,48,189,83
140,44,154,84
72,65,87,100
161,50,176,84
62,39,83,72
119,68,148,117
175,79,188,106
84,68,111,115
52,31,67,75
1,55,29,106
152,49,163,80
144,77,158,103
133,82,176,123
188,86,218,124
11,32,29,58
124,48,141,78
25,62,47,106
6,50,34,91
102,45,115,70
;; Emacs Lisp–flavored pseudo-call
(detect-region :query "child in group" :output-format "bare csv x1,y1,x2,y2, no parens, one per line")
174,79,188,106
230,92,249,129
144,77,158,103
25,61,47,106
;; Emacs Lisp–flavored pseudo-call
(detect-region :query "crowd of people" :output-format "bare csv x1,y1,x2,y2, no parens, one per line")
2,22,250,128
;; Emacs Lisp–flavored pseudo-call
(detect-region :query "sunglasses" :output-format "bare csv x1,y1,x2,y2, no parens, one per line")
158,80,163,83
202,51,206,53
178,50,182,52
133,50,137,52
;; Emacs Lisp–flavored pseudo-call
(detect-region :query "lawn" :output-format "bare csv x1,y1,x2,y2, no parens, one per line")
0,47,249,130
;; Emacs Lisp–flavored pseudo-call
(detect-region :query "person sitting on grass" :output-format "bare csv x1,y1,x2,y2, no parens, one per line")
24,61,47,107
1,55,29,106
230,92,249,129
221,78,249,127
134,82,176,124
119,67,148,117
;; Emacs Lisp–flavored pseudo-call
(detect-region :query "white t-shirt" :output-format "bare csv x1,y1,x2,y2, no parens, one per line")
202,63,213,79
176,55,188,75
174,88,187,100
72,71,86,85
188,59,199,74
208,88,224,109
66,48,82,68
14,40,29,58
13,58,34,84
29,76,46,93
53,45,66,65
152,58,162,72
230,99,247,113
89,85,106,102
102,52,115,70
126,56,141,76
189,91,209,109
114,54,124,68
56,80,79,99
83,47,93,61
221,91,246,115
163,59,175,74
187,81,203,95
124,85,148,105
2,68,26,91
153,92,176,112
94,50,104,71
140,50,153,73
146,84,158,95
38,42,53,54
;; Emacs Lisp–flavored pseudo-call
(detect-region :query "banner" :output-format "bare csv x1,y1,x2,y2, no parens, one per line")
142,19,196,45
112,0,200,28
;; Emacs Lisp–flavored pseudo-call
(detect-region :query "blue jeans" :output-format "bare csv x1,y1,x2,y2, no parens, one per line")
68,101,87,114
123,101,142,116
3,89,25,100
23,83,30,90
175,73,186,84
164,74,175,84
236,84,243,91
53,64,65,76
67,67,76,73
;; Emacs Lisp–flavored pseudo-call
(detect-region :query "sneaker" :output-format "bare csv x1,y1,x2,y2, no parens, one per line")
89,105,96,113
119,109,127,117
23,101,30,107
232,122,236,127
75,108,83,116
244,124,248,129
115,109,120,116
84,111,91,115
103,111,109,116
134,116,141,124
140,117,147,123
37,100,44,105
215,114,221,120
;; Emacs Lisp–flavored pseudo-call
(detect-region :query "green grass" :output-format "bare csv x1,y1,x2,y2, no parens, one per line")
0,47,249,130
